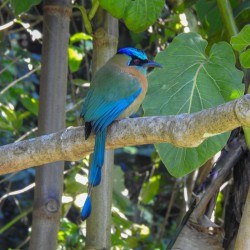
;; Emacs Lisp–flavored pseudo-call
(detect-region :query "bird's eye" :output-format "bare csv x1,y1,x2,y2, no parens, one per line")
133,58,140,65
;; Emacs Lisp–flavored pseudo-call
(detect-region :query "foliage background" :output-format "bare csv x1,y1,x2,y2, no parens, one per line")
0,0,250,249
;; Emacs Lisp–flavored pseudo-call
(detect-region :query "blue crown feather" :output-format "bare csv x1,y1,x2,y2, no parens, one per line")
117,47,148,60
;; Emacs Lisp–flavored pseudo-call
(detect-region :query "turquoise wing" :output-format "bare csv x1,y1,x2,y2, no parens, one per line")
81,64,142,132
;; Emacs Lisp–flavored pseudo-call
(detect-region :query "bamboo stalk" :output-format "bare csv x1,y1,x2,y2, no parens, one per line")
85,8,118,249
29,1,71,249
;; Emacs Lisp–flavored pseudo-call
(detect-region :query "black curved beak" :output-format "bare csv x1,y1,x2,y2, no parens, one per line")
143,60,162,68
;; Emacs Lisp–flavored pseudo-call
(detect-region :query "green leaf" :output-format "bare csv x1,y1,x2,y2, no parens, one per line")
70,32,92,44
11,0,42,15
0,120,13,131
64,168,87,195
20,94,39,116
156,134,229,177
98,0,128,19
68,46,84,72
230,25,250,52
143,32,244,178
14,111,30,130
195,0,222,36
113,167,131,210
240,49,250,68
140,175,161,204
234,1,250,19
0,104,16,122
230,25,250,68
98,0,165,33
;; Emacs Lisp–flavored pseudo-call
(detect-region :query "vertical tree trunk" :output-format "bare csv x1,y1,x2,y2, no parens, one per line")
86,9,118,249
29,1,71,249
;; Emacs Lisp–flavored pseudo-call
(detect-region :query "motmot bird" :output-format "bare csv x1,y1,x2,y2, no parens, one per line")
80,47,162,220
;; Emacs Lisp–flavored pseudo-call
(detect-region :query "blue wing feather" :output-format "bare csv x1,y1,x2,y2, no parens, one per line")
91,88,142,132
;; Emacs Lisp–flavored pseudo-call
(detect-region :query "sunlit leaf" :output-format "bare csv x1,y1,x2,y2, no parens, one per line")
0,104,16,121
215,191,223,219
143,32,244,177
58,218,84,249
70,32,93,44
68,46,84,72
140,175,161,204
137,224,150,238
20,94,39,116
64,167,87,195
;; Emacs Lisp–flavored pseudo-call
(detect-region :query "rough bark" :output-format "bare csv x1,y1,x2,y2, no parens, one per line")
172,222,224,250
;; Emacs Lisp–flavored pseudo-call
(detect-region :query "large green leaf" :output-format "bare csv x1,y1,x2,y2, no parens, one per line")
143,32,244,178
11,0,41,15
98,0,164,33
231,25,250,68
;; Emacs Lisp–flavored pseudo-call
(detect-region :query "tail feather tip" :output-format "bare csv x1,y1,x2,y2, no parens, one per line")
81,195,92,221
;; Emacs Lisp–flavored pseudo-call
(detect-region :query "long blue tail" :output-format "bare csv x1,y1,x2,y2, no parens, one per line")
81,129,107,220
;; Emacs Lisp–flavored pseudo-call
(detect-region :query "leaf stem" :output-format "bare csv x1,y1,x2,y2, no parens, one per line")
0,207,33,234
73,5,92,34
89,0,99,21
216,0,238,36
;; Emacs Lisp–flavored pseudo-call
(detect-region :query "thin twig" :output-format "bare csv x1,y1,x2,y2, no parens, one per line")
0,172,16,184
7,18,43,35
0,18,15,31
0,207,33,234
0,0,9,10
0,65,41,95
15,127,38,142
0,183,35,204
0,56,21,75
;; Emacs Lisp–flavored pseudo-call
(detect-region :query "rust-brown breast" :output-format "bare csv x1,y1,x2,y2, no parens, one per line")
117,66,148,119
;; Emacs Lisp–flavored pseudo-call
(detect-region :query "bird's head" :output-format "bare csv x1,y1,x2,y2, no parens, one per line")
117,47,162,75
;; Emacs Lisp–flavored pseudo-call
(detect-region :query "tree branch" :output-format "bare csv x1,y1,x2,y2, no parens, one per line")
1,94,250,175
